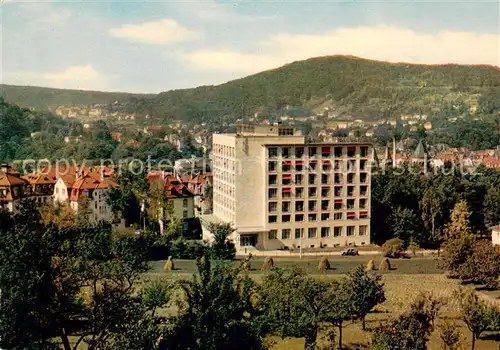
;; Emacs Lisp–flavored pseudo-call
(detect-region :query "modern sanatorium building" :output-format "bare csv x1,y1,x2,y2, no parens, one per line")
204,124,373,251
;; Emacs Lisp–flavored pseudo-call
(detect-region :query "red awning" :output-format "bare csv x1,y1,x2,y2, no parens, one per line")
295,160,304,165
282,161,292,166
282,175,292,180
322,147,331,153
334,199,343,204
282,188,292,193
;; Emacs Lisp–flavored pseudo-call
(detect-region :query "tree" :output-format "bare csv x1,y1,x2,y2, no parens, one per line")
439,231,475,280
444,200,472,239
382,238,405,258
76,194,93,226
344,265,385,330
258,267,346,350
467,240,500,289
166,216,183,240
439,319,462,350
421,185,445,243
484,186,500,227
371,296,435,350
208,223,236,260
390,207,418,245
139,279,172,319
455,289,498,350
165,254,263,350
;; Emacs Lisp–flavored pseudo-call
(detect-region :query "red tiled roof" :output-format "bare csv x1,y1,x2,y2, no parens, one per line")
0,172,27,187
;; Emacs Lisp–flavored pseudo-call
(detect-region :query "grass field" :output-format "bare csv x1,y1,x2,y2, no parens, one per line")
144,256,500,350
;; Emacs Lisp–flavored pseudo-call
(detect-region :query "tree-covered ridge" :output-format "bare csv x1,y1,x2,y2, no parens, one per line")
2,56,499,122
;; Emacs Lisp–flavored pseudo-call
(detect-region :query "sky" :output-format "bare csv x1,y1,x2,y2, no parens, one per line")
1,0,499,93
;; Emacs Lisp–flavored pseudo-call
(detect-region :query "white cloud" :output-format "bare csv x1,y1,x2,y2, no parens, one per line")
181,25,500,76
109,19,198,45
2,65,113,91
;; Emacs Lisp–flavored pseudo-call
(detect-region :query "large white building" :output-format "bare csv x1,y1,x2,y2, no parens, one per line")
205,124,373,251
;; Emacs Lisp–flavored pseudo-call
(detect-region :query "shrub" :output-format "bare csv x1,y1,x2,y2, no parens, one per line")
164,256,174,272
366,259,375,271
319,257,330,272
262,257,274,270
382,238,405,258
408,239,420,256
439,319,461,350
379,258,391,271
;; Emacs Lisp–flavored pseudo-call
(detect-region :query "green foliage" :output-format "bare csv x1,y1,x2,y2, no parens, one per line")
208,222,236,260
139,279,172,318
390,207,418,245
165,254,264,350
455,289,500,350
382,238,405,258
371,295,435,350
484,186,500,227
345,265,386,330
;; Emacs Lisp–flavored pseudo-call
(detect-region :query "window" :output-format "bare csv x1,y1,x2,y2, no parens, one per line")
268,175,277,185
295,214,304,222
282,174,292,185
321,213,330,221
308,214,317,221
268,161,277,172
360,146,368,157
334,160,342,170
334,213,343,220
268,230,278,240
321,188,330,198
308,200,317,211
321,174,329,185
347,159,357,172
282,201,290,213
360,186,368,196
360,211,369,219
321,227,330,237
322,161,331,171
295,174,303,185
308,147,317,157
282,229,291,239
295,201,304,212
308,187,317,197
322,146,331,157
347,186,355,197
282,215,291,222
360,173,368,183
308,174,316,185
295,228,304,239
360,198,367,209
268,147,278,158
268,215,277,223
296,188,304,198
334,147,343,157
309,161,318,171
321,200,329,210
347,212,356,220
360,159,367,171
347,147,356,157
347,173,355,184
268,188,277,198
334,186,342,197
183,199,188,207
282,162,291,172
295,147,304,158
359,225,367,236
334,201,343,210
347,199,355,209
308,228,317,238
295,162,303,171
279,128,294,136
334,174,343,184
347,226,355,236
268,202,277,213
334,227,343,237
281,147,291,158
183,210,188,218
282,188,292,198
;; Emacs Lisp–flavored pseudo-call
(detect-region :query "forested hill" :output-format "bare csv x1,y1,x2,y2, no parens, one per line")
2,56,499,121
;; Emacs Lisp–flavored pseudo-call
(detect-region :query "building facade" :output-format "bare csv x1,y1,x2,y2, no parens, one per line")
207,124,373,251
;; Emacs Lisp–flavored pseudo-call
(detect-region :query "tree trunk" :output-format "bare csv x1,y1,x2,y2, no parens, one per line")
471,334,475,350
60,328,71,350
338,323,343,350
304,327,318,350
362,316,366,330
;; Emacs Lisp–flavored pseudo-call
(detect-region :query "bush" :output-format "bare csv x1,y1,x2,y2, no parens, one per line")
383,238,405,258
262,257,274,270
379,258,391,271
319,257,330,272
164,256,174,272
366,259,375,271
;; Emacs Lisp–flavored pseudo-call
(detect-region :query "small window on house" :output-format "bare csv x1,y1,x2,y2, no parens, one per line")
295,214,304,222
295,147,304,158
281,147,291,158
268,147,278,158
334,147,343,157
183,199,188,207
309,147,318,157
347,226,355,236
295,228,304,239
360,147,368,157
347,147,356,157
334,227,343,236
282,229,291,239
268,161,277,172
268,202,277,213
295,201,304,212
269,175,278,185
183,210,188,218
321,227,330,237
334,213,343,220
308,228,317,238
359,225,367,236
268,230,278,240
268,188,277,198
321,213,330,221
282,215,291,222
308,214,317,221
268,215,277,223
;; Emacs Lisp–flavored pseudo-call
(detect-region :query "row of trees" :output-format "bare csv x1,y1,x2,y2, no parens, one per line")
371,165,500,247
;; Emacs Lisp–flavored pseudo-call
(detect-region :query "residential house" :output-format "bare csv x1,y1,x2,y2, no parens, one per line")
0,165,26,212
492,225,500,246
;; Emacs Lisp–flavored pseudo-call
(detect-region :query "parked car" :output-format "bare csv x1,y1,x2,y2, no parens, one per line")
341,248,359,256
